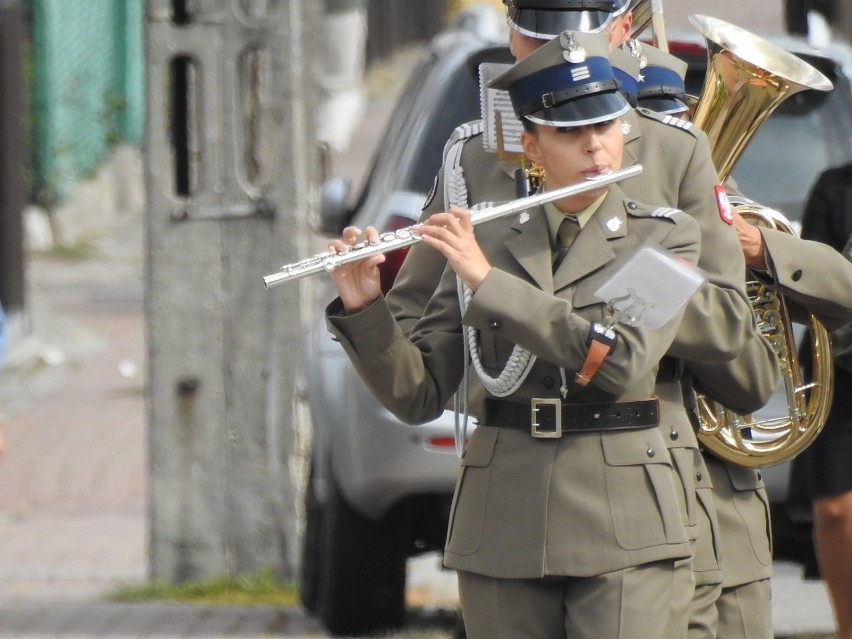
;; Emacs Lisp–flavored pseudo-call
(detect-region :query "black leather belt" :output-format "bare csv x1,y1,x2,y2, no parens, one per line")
483,398,660,438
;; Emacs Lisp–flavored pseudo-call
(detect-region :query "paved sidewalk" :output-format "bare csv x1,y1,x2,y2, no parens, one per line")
0,205,336,637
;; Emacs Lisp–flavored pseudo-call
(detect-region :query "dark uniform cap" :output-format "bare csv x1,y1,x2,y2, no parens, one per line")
609,45,641,106
503,0,630,38
489,30,630,127
633,43,689,115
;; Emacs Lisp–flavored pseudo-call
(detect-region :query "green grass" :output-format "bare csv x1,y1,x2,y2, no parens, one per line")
110,568,300,607
36,238,99,261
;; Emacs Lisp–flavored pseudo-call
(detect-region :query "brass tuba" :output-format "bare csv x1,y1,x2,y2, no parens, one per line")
687,14,835,467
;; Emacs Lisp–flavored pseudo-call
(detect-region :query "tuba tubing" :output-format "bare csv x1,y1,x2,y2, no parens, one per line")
688,14,834,467
628,0,669,53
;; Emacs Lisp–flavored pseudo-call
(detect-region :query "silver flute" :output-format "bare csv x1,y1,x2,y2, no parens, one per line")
262,164,642,289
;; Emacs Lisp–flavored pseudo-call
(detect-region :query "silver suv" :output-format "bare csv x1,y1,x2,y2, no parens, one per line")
299,8,508,637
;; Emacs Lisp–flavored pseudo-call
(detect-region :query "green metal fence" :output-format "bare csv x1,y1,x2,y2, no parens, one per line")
30,0,144,203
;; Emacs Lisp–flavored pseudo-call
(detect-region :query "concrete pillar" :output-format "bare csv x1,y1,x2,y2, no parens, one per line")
0,1,27,318
144,0,317,582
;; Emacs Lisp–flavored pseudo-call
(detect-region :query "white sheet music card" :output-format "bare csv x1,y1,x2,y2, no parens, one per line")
594,246,706,329
479,62,524,156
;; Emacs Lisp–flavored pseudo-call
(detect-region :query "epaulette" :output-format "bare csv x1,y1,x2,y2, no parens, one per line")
441,119,484,160
635,107,699,138
443,120,484,210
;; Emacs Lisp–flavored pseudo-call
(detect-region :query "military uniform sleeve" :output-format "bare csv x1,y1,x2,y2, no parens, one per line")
326,290,464,425
664,129,756,361
760,229,852,329
686,331,780,414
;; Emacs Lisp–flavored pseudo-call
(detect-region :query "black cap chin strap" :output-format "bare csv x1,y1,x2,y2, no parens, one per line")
517,80,619,118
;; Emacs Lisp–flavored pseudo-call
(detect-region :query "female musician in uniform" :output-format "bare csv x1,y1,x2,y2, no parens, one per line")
323,31,701,638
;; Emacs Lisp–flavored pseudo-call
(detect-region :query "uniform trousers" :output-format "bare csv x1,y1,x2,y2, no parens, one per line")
707,456,774,639
717,579,773,639
457,558,693,639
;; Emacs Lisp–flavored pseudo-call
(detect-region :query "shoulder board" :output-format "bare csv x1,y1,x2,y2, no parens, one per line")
649,206,683,220
626,201,683,220
635,107,699,138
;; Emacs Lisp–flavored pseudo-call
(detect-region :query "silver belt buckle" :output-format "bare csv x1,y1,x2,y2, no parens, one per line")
531,398,562,438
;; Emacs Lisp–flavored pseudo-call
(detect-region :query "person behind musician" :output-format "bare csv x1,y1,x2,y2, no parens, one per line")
634,38,852,639
759,164,852,639
624,39,781,638
632,42,690,115
325,31,702,639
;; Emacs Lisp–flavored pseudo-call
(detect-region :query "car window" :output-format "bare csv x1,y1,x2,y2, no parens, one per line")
403,46,513,195
731,73,852,222
352,45,510,228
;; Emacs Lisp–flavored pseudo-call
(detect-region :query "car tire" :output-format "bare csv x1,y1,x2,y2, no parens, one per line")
305,461,408,636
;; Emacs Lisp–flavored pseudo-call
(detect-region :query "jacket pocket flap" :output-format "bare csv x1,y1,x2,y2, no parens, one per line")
727,464,764,491
461,427,499,468
602,430,670,466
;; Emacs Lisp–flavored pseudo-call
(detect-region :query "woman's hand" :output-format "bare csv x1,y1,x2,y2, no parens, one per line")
416,207,491,291
329,225,386,313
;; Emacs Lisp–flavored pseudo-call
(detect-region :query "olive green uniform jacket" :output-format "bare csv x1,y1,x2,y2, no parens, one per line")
327,185,700,578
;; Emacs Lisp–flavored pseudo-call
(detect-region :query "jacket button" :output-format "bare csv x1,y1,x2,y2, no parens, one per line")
489,319,502,329
757,471,762,481
696,472,703,482
646,447,656,458
791,269,803,281
628,201,638,210
669,428,679,441
542,376,555,389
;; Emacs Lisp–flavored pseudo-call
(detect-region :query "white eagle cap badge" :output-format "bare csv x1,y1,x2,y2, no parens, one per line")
560,32,586,64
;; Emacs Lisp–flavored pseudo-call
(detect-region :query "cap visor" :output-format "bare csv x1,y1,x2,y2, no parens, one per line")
638,96,689,115
526,91,630,127
508,9,613,38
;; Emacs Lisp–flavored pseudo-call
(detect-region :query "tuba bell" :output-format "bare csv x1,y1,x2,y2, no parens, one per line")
687,14,834,467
